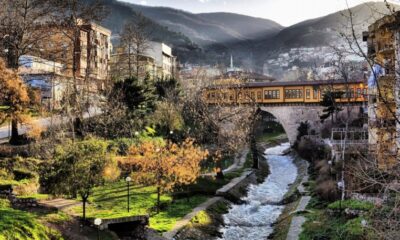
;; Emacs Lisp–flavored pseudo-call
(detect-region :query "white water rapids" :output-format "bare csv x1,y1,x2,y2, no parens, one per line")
219,143,298,240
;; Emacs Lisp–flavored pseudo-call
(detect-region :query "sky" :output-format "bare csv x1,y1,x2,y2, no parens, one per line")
120,0,400,26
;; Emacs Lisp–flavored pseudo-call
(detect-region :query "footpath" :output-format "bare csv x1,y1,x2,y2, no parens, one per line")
286,172,311,240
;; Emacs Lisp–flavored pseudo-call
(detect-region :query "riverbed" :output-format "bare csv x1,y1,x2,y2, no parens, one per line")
219,143,298,240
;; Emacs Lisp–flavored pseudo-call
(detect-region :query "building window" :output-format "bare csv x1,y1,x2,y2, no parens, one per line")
257,91,262,100
356,88,362,98
264,90,280,99
285,89,303,99
251,92,255,100
363,88,367,96
306,89,311,99
313,89,318,99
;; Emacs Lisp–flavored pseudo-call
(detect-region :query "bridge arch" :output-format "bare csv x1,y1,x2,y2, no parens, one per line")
260,106,325,145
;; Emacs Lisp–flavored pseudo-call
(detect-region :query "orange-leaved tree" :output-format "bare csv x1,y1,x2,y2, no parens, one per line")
0,58,31,144
125,138,208,213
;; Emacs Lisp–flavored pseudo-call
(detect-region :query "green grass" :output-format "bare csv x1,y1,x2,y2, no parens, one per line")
0,106,9,111
299,195,374,240
328,199,374,211
17,194,51,200
256,131,286,143
0,200,63,240
68,181,208,232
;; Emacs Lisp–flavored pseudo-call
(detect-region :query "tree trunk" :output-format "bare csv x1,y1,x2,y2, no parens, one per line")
216,168,224,179
9,118,19,145
157,187,161,213
82,197,87,221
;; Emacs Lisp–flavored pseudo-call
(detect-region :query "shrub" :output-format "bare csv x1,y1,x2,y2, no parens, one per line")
0,199,10,208
315,180,339,201
297,137,327,161
191,210,212,225
13,168,37,181
109,138,136,155
343,217,368,240
13,179,40,195
328,200,374,211
0,168,12,180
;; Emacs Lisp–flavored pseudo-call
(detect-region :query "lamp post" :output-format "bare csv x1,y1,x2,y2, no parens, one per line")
126,176,132,212
94,218,102,240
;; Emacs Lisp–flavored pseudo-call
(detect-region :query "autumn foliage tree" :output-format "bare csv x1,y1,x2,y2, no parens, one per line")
124,139,208,213
0,59,31,144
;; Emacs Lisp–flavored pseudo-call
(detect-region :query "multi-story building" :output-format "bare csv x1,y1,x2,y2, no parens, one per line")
110,47,157,81
364,12,400,169
145,42,177,80
20,21,112,108
111,41,178,81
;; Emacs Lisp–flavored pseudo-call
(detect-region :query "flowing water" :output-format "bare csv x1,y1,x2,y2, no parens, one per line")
219,143,298,240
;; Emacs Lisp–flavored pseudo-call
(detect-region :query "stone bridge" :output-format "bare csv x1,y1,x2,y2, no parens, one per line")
260,104,364,145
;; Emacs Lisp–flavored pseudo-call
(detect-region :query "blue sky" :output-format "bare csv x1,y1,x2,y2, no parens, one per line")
120,0,399,26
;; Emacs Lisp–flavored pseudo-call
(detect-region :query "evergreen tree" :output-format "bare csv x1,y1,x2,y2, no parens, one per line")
320,90,343,123
297,121,310,142
111,76,157,116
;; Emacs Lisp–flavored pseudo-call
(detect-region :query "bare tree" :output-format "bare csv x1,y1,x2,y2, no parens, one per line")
119,13,152,80
49,0,108,138
183,75,259,178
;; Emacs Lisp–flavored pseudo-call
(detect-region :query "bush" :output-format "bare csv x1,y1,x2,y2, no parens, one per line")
315,180,339,201
328,200,374,211
108,138,136,155
297,137,327,161
13,168,37,181
191,210,212,225
0,199,10,208
13,179,40,195
343,217,368,240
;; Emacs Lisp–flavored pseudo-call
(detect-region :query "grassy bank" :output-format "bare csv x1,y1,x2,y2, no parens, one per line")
0,199,63,240
67,181,209,232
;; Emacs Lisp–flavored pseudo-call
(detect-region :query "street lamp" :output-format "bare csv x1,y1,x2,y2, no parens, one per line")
94,218,102,240
126,176,132,212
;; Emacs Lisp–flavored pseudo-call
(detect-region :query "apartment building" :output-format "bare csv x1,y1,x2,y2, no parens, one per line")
20,21,112,108
364,12,400,169
145,42,177,80
110,47,157,81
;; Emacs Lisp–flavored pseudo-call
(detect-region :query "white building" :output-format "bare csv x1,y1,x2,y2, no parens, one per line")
146,42,177,79
19,55,68,109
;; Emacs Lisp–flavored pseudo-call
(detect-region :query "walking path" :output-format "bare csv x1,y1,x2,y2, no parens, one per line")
286,174,311,240
223,148,249,174
0,107,101,142
202,147,249,177
38,198,82,211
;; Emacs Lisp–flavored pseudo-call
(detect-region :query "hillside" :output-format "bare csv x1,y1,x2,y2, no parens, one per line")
99,1,399,66
120,3,283,46
256,2,398,51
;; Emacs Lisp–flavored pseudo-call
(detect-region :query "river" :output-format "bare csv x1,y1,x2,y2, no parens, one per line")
219,143,298,240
